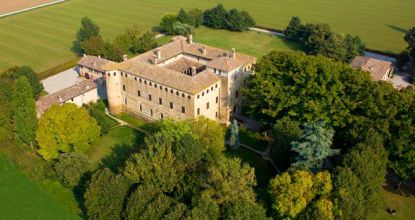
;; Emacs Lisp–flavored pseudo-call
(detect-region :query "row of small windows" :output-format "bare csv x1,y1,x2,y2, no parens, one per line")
121,81,192,100
137,102,185,116
196,84,218,99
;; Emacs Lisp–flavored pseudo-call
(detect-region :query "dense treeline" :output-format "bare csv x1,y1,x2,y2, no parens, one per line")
397,25,415,81
159,4,255,35
76,17,158,62
243,50,414,218
284,16,365,63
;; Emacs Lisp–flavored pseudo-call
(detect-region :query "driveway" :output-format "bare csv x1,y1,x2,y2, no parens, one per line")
388,72,413,89
41,67,84,94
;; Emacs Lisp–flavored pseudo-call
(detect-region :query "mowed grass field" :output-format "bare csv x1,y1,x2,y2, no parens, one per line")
0,0,414,73
0,154,81,220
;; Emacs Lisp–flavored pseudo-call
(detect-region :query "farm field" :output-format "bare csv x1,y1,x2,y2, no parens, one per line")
0,0,60,16
0,154,81,220
0,0,414,73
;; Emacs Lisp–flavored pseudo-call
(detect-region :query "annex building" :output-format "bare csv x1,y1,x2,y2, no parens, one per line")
78,35,256,124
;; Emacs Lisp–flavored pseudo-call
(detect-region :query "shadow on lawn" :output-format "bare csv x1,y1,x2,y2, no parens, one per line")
386,25,408,34
100,130,145,171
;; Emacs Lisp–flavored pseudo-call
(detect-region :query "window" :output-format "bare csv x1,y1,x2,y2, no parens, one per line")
215,112,218,118
182,93,185,98
188,95,191,100
113,72,116,76
211,87,213,91
182,106,185,114
107,73,110,76
122,85,126,91
149,82,152,86
121,72,123,76
139,78,142,83
160,113,164,119
154,84,157,88
197,108,200,115
215,84,218,88
134,77,137,81
170,102,174,109
202,92,204,96
159,98,163,105
206,102,209,109
124,99,127,105
137,90,141,97
139,104,142,111
216,96,218,103
149,94,152,101
176,91,179,96
165,87,168,92
206,89,209,94
160,86,163,90
236,90,239,98
170,89,173,94
144,80,147,84
150,109,153,116
197,95,200,99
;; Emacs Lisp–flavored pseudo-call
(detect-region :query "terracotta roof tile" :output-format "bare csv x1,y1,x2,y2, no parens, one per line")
78,56,115,72
350,56,393,81
36,79,97,113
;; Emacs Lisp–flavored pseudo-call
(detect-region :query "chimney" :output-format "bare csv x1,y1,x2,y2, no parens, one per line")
155,49,161,59
191,67,197,76
123,54,128,61
202,46,207,55
188,34,193,44
231,48,236,59
83,53,86,57
86,85,90,90
98,55,101,59
153,57,158,65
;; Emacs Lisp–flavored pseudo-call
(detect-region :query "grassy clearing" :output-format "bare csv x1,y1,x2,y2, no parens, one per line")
86,126,144,170
370,189,415,220
0,153,81,220
1,0,413,72
238,126,269,151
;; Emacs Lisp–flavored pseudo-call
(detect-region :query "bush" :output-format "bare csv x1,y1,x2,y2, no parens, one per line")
225,9,255,31
159,13,178,34
53,152,89,188
131,31,158,54
80,35,105,56
172,22,194,36
203,4,228,29
86,100,117,135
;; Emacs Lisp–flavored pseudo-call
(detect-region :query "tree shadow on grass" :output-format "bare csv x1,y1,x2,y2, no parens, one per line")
386,25,408,34
100,130,145,171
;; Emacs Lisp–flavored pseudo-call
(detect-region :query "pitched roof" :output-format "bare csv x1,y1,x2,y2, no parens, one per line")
36,79,97,114
78,55,115,72
118,60,220,95
350,56,393,81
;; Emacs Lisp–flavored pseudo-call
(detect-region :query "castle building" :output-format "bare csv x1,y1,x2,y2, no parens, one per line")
79,35,256,124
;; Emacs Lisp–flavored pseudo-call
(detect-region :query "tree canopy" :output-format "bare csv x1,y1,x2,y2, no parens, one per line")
36,103,100,161
12,77,37,145
77,17,100,43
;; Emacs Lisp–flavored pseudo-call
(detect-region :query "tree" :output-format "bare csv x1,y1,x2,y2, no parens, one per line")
290,122,339,171
225,9,254,31
80,35,105,56
187,117,225,158
176,8,193,26
203,4,228,29
123,184,161,220
172,21,194,36
76,17,100,43
0,76,14,141
131,31,158,54
333,131,388,218
84,168,130,220
53,152,89,188
269,118,302,168
284,16,304,41
222,199,269,220
268,170,332,219
12,77,37,146
229,119,239,149
404,26,415,65
159,13,177,34
2,66,43,98
86,100,115,135
113,33,132,54
103,41,124,62
36,103,100,161
304,23,348,62
188,8,204,27
344,34,365,63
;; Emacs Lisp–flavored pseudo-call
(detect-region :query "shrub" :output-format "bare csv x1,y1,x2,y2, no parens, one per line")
172,22,194,36
53,152,89,188
203,4,228,29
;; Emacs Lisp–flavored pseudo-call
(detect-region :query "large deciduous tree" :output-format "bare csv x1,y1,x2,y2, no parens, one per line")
268,170,333,219
203,4,228,29
131,31,158,54
84,168,131,220
36,103,100,161
53,152,89,188
79,35,105,56
77,17,100,43
12,77,37,146
2,66,43,98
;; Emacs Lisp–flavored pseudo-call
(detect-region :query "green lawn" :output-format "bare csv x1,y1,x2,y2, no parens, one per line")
1,0,413,73
0,154,81,220
86,126,145,170
370,190,415,220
